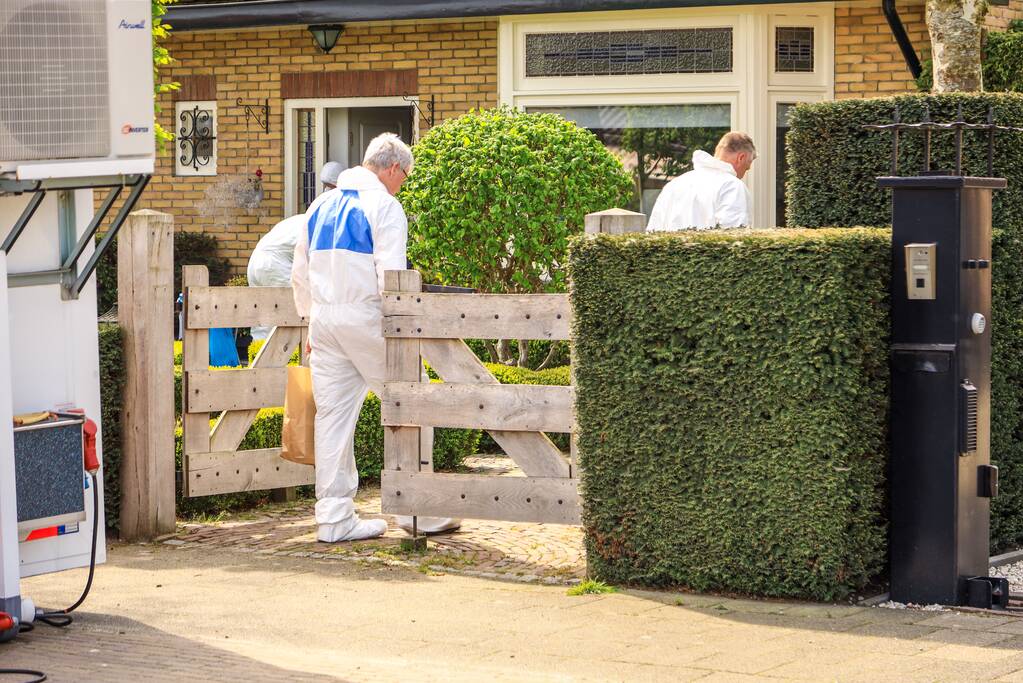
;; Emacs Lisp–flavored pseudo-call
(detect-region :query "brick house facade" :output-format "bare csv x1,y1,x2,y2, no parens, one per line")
133,0,1022,271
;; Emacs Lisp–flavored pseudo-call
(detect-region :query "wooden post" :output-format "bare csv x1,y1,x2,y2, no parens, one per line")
383,270,427,551
118,210,176,541
584,208,647,235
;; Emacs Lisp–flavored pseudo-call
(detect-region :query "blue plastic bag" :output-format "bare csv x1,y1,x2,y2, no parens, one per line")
209,328,241,367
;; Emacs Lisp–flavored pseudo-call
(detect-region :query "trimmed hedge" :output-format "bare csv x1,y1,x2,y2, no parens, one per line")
98,325,126,531
786,93,1023,229
570,229,890,600
787,93,1023,550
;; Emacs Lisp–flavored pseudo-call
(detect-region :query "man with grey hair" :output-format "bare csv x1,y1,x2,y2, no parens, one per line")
647,131,756,230
292,133,459,542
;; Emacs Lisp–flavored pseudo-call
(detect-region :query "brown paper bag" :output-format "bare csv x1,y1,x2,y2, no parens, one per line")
281,365,316,465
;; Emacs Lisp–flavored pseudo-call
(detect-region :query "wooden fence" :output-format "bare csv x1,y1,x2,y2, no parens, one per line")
180,265,311,497
379,270,580,525
176,208,647,519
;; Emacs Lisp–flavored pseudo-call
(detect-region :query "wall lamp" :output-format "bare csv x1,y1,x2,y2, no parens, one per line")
308,24,344,54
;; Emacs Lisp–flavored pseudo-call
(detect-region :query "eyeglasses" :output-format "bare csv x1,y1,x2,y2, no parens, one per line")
398,166,408,179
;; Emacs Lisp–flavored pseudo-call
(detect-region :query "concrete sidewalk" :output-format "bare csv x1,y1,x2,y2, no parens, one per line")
5,543,1023,682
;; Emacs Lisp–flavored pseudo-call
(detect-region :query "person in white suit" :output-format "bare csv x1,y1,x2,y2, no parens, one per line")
291,134,459,543
646,131,756,231
247,162,345,340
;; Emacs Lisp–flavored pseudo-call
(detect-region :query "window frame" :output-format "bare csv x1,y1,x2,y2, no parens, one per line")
174,99,217,177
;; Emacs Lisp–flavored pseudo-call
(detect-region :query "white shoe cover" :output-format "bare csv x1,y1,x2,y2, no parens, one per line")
318,518,388,543
396,516,462,535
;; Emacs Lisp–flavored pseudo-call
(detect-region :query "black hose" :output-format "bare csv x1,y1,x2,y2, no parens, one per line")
36,472,100,628
0,670,46,683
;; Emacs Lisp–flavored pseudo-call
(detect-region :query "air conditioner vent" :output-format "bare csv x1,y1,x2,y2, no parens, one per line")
0,0,111,162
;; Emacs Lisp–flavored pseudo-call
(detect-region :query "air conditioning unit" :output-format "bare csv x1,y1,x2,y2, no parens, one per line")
0,0,154,181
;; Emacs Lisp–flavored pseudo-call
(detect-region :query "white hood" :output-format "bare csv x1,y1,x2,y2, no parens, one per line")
691,149,737,176
646,150,752,231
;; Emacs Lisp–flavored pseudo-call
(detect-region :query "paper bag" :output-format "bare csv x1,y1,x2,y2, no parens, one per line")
281,365,316,465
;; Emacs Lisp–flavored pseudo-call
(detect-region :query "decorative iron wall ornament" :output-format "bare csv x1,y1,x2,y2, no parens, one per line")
237,97,270,133
178,105,216,172
403,93,435,128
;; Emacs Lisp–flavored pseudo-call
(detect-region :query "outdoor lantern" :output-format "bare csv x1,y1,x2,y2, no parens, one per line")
308,24,344,54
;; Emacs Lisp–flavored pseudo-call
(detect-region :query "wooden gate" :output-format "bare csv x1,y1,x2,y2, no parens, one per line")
180,265,313,496
380,270,580,525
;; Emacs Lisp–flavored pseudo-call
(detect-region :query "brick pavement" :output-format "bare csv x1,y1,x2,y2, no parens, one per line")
169,456,586,584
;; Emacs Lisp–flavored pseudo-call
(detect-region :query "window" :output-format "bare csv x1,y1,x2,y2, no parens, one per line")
296,109,316,213
776,103,796,224
775,27,814,73
525,28,733,77
529,104,731,215
174,100,216,176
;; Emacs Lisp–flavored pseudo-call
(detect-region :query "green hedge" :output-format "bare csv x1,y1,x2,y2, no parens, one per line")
786,93,1023,229
570,229,890,600
787,93,1023,550
98,325,126,531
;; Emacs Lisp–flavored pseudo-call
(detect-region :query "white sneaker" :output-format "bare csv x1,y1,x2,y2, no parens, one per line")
318,518,388,543
396,516,462,535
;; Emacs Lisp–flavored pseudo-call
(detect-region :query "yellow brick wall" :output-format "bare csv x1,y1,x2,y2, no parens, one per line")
138,20,498,272
835,3,928,98
837,0,1023,99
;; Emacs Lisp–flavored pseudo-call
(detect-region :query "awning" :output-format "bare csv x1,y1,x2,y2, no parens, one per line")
167,0,834,31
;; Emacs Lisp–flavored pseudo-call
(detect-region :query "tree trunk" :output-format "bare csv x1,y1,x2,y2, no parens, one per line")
927,0,985,92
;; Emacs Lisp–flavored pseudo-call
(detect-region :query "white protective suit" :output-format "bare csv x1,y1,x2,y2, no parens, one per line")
247,214,306,339
646,150,753,231
292,166,459,542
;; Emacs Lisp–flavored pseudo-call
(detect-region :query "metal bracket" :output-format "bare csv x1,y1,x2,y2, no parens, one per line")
237,98,270,133
403,93,435,129
1,174,151,299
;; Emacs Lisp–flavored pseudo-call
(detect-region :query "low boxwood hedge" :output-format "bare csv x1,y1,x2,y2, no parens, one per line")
570,228,890,600
787,93,1023,551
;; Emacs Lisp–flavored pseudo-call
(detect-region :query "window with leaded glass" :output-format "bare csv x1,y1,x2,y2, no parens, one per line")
525,28,733,77
775,27,814,73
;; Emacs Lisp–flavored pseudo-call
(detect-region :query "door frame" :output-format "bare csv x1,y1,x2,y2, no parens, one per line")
283,96,420,217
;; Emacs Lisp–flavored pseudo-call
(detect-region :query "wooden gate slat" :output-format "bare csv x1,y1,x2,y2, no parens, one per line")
209,326,302,454
186,448,314,497
382,382,575,433
382,293,571,340
381,470,581,525
186,286,307,329
421,339,571,479
182,266,211,463
187,367,287,412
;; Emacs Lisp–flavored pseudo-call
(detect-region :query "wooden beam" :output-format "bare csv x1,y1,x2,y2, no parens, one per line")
207,326,302,454
383,270,423,473
382,293,571,341
118,210,176,541
421,339,570,479
382,382,574,433
185,448,314,497
186,286,307,329
181,266,211,459
381,471,581,525
187,367,287,413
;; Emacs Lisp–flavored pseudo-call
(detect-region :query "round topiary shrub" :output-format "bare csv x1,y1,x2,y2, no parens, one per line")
400,106,633,294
